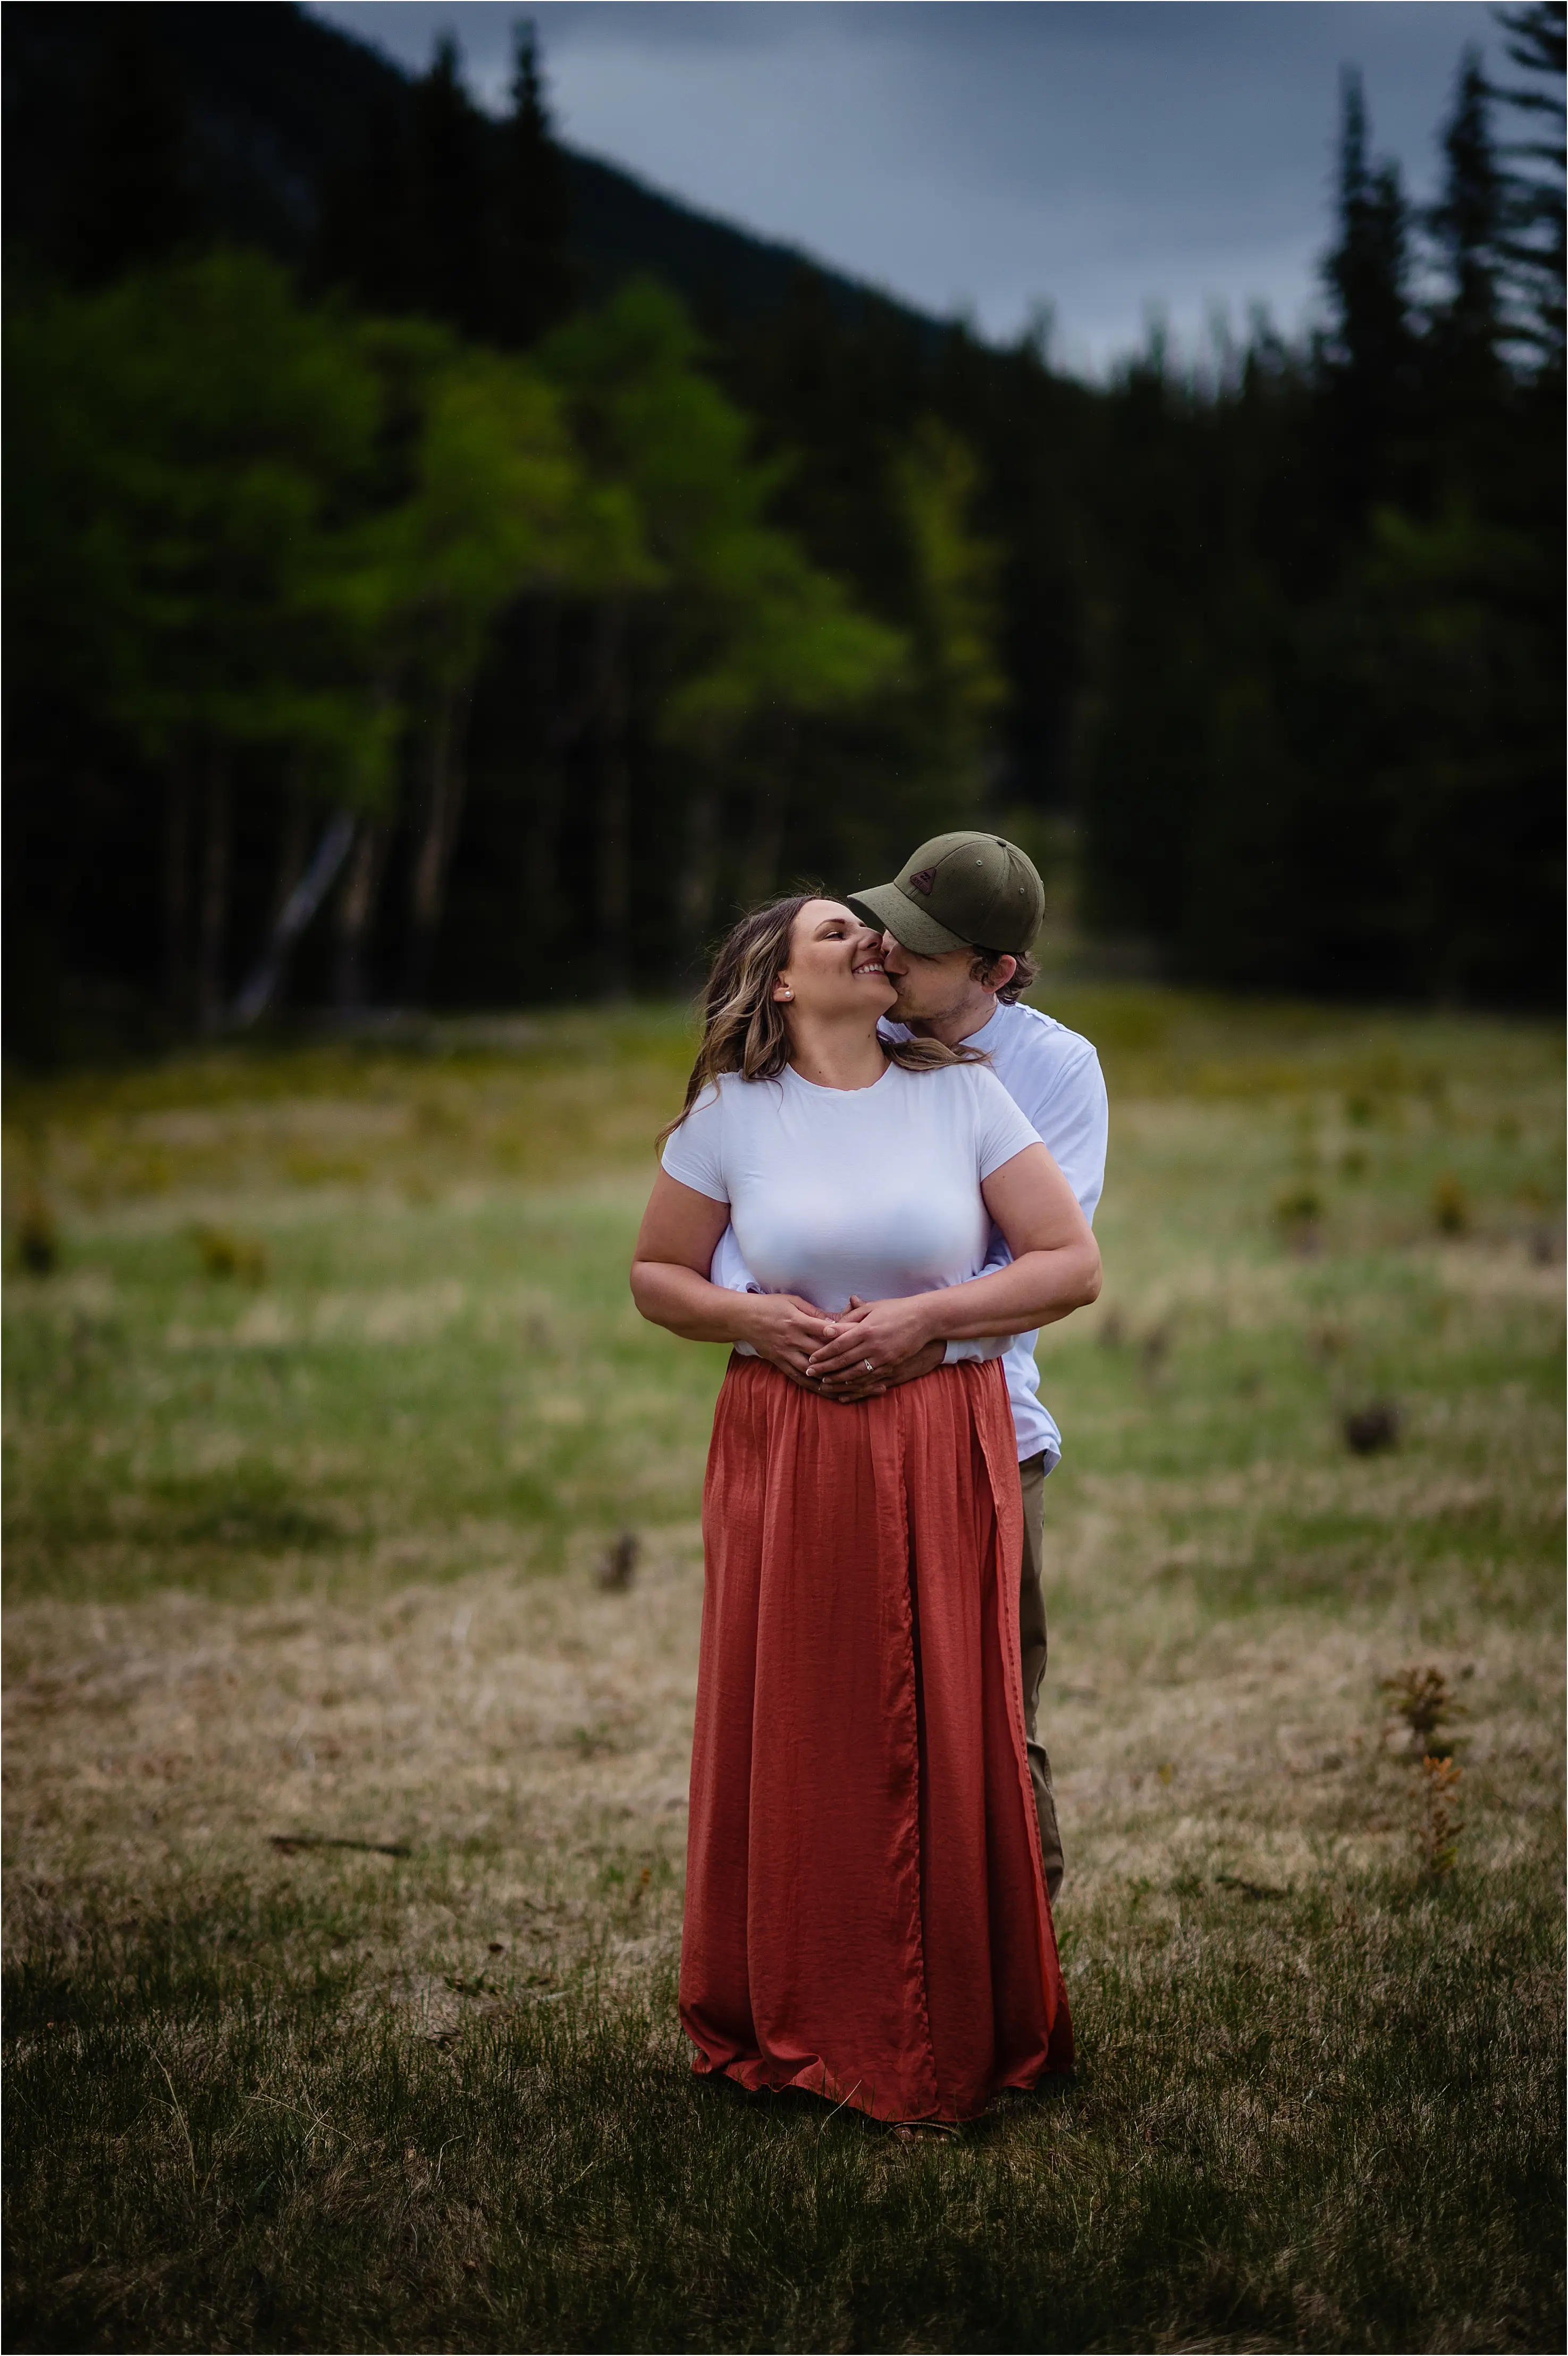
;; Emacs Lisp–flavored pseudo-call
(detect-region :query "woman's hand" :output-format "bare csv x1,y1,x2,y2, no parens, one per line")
805,1294,941,1382
739,1292,844,1381
630,1174,846,1372
803,1143,1102,1384
817,1331,947,1399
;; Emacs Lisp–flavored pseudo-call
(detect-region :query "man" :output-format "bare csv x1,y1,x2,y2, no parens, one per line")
712,830,1108,1900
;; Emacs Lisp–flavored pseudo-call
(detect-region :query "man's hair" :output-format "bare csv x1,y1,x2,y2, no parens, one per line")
971,945,1039,1005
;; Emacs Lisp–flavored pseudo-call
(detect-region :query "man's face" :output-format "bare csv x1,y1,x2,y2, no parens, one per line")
879,932,977,1024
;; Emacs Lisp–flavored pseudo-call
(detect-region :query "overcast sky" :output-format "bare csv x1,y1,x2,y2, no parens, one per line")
307,2,1502,371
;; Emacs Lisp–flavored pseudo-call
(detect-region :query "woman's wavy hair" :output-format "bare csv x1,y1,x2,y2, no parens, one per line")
660,891,984,1149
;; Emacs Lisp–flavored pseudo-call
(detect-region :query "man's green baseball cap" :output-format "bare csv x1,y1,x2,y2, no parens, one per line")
848,830,1046,956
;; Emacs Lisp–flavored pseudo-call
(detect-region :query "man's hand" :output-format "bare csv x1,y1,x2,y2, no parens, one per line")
818,1333,946,1401
739,1293,946,1403
806,1294,942,1386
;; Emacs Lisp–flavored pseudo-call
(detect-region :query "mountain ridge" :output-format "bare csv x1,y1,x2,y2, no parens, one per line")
3,0,943,339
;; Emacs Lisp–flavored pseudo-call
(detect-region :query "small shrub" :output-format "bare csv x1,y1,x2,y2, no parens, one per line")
191,1225,268,1284
1381,1663,1467,1754
1432,1174,1471,1236
15,1197,58,1276
1343,1400,1401,1454
1420,1753,1464,1877
597,1530,640,1591
1275,1183,1323,1253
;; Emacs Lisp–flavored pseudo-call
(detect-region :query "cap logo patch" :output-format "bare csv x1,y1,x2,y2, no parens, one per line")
907,867,937,896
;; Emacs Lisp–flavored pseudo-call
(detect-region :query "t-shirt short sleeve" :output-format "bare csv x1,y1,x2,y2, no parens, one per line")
659,1082,730,1203
969,1066,1043,1180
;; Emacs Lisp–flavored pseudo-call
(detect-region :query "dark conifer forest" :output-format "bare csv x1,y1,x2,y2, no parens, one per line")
5,2,1562,1058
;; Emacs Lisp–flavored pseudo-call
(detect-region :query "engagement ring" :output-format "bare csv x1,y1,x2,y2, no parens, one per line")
864,1358,874,1373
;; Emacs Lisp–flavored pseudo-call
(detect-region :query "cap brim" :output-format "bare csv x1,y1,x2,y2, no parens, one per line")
847,881,970,956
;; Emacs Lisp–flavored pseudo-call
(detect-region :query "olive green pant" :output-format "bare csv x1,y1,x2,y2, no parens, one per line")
1017,1450,1064,1903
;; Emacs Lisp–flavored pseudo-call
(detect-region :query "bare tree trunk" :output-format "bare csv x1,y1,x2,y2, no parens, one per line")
741,720,796,906
232,811,357,1031
196,742,232,1038
593,598,630,998
272,778,311,930
678,770,722,964
523,596,565,960
405,685,473,1004
335,820,389,1011
162,753,192,1025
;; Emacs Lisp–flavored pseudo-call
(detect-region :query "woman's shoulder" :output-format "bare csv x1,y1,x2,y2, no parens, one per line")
918,1056,1041,1156
917,1055,1010,1106
681,1067,784,1125
884,1054,1012,1125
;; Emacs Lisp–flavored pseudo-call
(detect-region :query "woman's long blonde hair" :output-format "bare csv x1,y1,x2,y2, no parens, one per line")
659,891,984,1149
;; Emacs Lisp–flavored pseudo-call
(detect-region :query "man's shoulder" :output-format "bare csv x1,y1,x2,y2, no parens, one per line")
990,999,1101,1079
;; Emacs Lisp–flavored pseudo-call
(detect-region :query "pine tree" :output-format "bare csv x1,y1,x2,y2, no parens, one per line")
1425,48,1510,485
410,35,492,339
1429,49,1506,366
1490,2,1566,369
495,21,577,348
66,3,198,286
316,93,418,318
1320,69,1416,514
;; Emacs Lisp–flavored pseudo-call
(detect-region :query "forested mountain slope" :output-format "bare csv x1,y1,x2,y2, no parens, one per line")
4,3,1561,1056
3,2,925,332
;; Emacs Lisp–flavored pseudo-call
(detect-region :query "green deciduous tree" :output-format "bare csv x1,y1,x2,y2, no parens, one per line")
538,280,904,981
9,252,403,1030
891,418,1007,807
380,344,582,998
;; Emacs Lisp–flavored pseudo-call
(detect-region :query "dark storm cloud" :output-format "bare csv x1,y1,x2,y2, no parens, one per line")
307,3,1499,368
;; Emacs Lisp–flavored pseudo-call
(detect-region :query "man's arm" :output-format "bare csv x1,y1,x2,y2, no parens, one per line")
809,1143,1101,1382
1030,1042,1109,1226
939,1032,1107,1366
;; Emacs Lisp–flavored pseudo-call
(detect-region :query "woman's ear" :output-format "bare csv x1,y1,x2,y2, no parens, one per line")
772,976,795,1003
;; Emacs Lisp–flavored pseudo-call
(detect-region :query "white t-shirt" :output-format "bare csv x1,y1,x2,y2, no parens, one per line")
710,999,1108,1461
660,1059,1041,1323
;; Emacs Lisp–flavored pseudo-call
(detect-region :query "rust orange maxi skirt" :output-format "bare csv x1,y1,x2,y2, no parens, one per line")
680,1354,1072,2125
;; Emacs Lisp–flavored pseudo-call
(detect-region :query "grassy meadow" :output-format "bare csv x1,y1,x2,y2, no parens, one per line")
3,990,1564,2354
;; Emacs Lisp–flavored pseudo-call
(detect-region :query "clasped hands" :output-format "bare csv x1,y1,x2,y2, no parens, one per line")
741,1290,947,1402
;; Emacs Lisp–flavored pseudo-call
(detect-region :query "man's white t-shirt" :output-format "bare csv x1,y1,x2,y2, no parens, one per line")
710,1000,1109,1463
661,1060,1041,1320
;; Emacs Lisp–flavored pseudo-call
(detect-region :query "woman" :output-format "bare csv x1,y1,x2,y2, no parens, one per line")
631,894,1101,2125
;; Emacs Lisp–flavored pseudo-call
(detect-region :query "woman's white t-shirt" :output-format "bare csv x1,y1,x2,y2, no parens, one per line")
659,1059,1041,1321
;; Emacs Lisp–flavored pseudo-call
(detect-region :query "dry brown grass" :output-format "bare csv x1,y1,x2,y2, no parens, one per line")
4,990,1563,2351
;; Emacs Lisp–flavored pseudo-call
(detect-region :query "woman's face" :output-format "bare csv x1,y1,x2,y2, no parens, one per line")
774,899,895,1022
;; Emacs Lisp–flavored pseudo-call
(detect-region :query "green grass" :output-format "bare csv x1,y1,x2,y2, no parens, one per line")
4,1865,1559,2353
4,989,1564,2351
